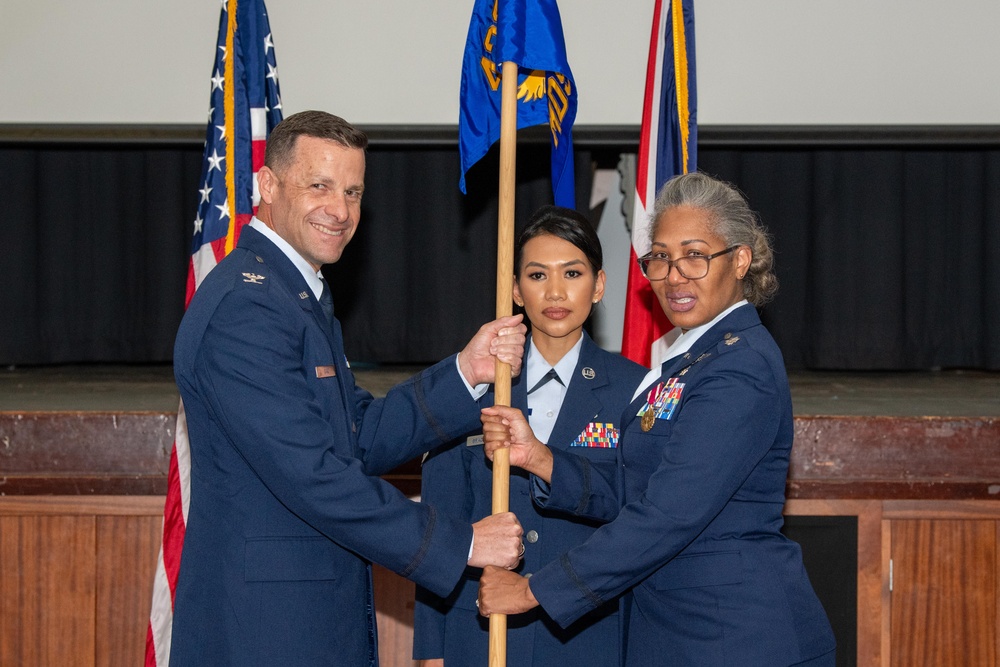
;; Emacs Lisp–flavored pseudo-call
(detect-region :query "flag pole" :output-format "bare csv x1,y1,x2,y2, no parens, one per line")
489,58,518,667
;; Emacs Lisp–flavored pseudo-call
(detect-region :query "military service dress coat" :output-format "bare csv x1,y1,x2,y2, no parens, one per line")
527,304,836,666
413,332,647,666
170,226,485,667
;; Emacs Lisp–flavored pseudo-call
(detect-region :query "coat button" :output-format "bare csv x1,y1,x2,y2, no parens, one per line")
526,530,539,543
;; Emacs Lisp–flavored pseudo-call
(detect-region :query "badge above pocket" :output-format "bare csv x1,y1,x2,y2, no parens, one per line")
570,422,620,449
637,378,685,431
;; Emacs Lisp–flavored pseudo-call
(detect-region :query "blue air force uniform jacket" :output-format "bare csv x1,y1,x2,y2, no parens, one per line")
527,304,836,666
169,227,484,666
413,333,648,666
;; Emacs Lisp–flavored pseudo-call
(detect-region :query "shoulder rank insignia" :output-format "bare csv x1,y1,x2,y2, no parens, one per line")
242,273,265,284
725,336,740,346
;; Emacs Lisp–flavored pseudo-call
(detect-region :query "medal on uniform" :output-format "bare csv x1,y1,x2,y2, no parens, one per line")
638,378,685,431
641,409,655,432
640,382,664,432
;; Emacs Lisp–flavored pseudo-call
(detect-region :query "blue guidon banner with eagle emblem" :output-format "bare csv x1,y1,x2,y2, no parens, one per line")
458,0,577,208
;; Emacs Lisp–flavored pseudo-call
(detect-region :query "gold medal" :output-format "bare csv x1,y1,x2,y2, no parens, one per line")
641,409,656,432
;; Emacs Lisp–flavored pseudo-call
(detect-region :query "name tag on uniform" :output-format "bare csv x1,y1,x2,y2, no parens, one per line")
315,365,337,378
466,434,484,447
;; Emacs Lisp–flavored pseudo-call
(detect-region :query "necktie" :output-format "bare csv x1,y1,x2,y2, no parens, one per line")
528,368,564,395
319,280,334,323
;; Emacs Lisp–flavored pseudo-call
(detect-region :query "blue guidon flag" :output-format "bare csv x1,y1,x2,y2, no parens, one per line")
459,0,577,208
146,1,282,665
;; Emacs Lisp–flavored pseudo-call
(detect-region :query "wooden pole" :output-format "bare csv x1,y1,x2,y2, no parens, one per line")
489,59,518,667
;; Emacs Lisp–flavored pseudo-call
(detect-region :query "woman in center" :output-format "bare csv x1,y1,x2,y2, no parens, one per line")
412,205,648,666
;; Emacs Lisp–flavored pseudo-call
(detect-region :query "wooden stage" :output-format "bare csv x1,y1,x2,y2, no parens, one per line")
1,365,998,666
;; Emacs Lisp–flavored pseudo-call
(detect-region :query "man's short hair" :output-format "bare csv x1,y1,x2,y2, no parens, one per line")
264,110,369,173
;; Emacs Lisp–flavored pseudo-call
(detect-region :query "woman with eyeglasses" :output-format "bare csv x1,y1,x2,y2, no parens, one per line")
478,173,836,666
412,205,648,667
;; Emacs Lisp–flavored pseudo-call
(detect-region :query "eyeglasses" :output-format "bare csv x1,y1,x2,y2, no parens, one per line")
637,246,739,281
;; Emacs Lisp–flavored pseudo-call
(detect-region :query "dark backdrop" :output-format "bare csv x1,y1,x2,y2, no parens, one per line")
3,127,998,370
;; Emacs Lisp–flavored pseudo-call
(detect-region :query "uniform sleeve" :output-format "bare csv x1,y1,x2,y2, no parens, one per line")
529,350,784,627
188,286,476,596
531,447,621,522
353,354,482,476
411,437,476,659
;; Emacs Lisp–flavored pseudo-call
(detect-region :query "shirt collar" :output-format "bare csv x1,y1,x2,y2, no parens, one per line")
526,334,584,389
659,299,749,362
631,300,749,403
249,217,325,299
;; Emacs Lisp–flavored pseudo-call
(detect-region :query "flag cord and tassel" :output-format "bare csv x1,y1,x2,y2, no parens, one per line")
489,58,518,667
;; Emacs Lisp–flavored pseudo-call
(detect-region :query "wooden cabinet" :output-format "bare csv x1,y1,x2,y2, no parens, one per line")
783,500,1000,667
0,498,162,667
0,497,419,667
2,412,998,666
887,511,999,667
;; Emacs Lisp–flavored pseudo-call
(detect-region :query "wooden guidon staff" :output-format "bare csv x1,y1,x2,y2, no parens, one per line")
489,59,519,667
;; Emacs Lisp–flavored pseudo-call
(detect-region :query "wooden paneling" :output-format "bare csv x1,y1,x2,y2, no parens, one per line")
786,499,884,666
5,412,1000,499
374,565,418,667
789,416,1000,499
0,497,420,667
890,519,997,667
0,412,171,494
0,497,161,667
0,515,97,666
95,515,161,667
0,406,997,666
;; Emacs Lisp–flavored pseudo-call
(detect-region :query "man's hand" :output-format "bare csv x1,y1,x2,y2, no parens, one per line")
468,512,524,569
477,565,539,616
481,405,554,483
457,315,526,387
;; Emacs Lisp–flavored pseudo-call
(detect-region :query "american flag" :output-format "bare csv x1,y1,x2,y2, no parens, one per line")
145,1,282,664
621,0,697,368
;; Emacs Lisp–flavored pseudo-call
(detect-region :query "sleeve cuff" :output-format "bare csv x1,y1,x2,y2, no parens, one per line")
455,355,489,400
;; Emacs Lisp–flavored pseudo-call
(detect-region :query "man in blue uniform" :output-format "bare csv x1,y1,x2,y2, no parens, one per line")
170,110,526,666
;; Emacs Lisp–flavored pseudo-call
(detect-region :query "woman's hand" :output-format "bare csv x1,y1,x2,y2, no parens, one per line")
477,565,539,617
480,405,554,483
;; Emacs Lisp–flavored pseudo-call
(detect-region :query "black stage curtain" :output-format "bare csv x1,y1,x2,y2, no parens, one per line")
2,145,200,364
699,148,1000,370
3,138,998,370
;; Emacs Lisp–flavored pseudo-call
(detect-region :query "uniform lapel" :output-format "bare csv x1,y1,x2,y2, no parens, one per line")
329,315,358,432
239,228,357,433
547,334,608,450
621,304,761,431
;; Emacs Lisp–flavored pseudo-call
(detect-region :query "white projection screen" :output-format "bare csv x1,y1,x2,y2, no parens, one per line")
1,0,998,127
